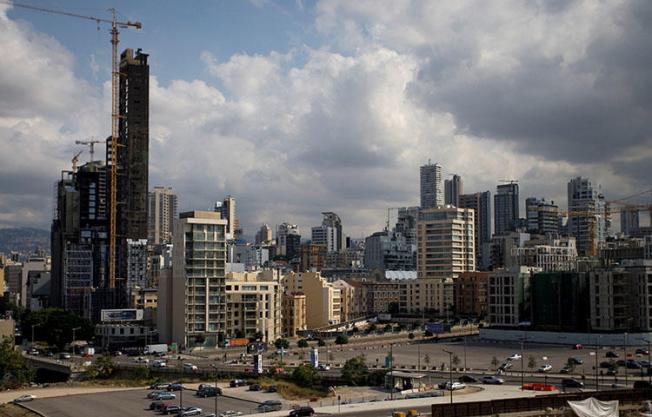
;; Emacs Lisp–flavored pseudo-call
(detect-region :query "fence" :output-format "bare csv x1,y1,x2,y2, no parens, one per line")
431,389,652,417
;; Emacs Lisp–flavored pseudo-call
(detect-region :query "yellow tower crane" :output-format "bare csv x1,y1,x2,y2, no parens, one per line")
7,1,142,288
75,138,105,162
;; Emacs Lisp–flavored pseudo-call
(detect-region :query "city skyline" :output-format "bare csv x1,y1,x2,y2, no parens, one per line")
1,1,651,238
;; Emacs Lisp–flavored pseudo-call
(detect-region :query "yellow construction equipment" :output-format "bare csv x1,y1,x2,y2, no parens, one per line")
71,151,82,172
7,1,142,288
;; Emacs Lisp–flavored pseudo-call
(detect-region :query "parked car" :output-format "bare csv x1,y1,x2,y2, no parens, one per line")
318,364,331,371
568,357,583,365
249,384,262,391
13,394,36,403
561,378,584,388
481,375,504,385
148,391,167,399
626,360,642,369
229,379,247,387
153,392,176,401
152,360,167,368
458,375,479,383
559,366,572,374
180,407,203,417
599,361,613,369
167,383,184,391
288,407,314,417
606,368,618,376
183,363,198,371
507,353,522,361
639,360,651,368
573,344,584,350
538,364,553,373
444,381,466,390
636,348,649,356
266,385,278,393
150,382,171,390
606,351,619,358
197,386,221,397
149,401,167,410
160,404,181,415
498,362,513,372
257,400,283,412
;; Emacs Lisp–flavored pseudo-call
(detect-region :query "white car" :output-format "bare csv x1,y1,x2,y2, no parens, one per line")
507,353,522,361
445,381,466,390
180,407,203,417
183,363,198,371
13,394,37,403
538,364,553,373
152,360,167,368
220,411,244,417
318,364,331,371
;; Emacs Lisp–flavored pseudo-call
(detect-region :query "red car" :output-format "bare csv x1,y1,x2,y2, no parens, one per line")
573,344,583,350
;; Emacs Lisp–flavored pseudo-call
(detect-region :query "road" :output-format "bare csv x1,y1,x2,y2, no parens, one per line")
25,388,260,417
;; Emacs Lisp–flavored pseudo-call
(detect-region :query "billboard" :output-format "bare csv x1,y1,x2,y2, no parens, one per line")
100,309,143,322
425,322,446,334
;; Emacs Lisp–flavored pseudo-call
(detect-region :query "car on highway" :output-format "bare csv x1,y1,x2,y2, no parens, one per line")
179,407,203,417
568,357,583,365
13,394,36,403
559,366,572,374
444,381,466,390
167,383,184,391
573,344,584,350
289,406,314,417
318,364,331,371
507,353,522,361
150,382,171,390
160,404,181,415
229,379,247,387
257,400,283,412
561,378,584,388
59,352,71,359
538,364,553,373
219,411,243,417
606,351,619,358
183,363,198,371
458,375,479,383
498,362,513,372
152,360,167,368
153,392,176,401
481,375,504,385
636,348,649,356
135,356,150,364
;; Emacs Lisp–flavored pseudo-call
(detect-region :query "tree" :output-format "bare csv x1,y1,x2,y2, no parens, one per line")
335,335,349,345
297,339,309,348
0,337,33,388
408,332,416,340
452,354,461,369
21,308,93,350
292,364,321,387
423,354,431,368
368,323,377,333
342,356,369,386
317,339,326,347
527,355,537,371
274,338,290,350
251,331,264,342
491,356,500,370
86,355,115,379
367,370,387,386
383,324,393,333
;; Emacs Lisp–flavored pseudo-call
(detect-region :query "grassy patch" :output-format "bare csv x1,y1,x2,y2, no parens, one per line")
0,404,41,417
247,378,330,400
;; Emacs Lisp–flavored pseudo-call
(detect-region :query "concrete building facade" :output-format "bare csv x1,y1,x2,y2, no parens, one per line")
420,162,443,209
453,272,489,318
282,271,341,329
282,292,306,337
444,175,463,207
459,191,492,270
148,186,178,245
567,177,608,257
488,266,540,327
525,198,560,235
494,183,519,236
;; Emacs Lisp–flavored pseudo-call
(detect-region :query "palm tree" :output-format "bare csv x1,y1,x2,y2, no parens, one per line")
491,356,500,370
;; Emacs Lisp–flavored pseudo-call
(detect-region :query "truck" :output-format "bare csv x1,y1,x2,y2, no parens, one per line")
228,338,249,347
82,346,95,356
144,344,168,355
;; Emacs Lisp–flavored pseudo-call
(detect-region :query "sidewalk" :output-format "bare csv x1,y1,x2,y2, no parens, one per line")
242,384,557,417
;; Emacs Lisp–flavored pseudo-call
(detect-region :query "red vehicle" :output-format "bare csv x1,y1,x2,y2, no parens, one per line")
573,344,583,350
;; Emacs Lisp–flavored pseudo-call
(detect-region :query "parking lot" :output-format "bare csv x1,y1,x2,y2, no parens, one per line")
26,388,262,417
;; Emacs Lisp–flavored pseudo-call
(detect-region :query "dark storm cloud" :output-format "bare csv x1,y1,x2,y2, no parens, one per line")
408,1,652,167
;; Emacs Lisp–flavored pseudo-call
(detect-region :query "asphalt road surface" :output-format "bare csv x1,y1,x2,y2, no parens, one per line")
26,388,260,417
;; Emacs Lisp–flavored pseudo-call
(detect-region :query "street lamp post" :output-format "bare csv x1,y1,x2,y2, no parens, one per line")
463,335,467,371
211,364,218,417
389,343,394,400
520,338,525,389
624,332,628,387
443,349,453,404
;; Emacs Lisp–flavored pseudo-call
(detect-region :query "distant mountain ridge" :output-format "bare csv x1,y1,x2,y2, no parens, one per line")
0,227,50,256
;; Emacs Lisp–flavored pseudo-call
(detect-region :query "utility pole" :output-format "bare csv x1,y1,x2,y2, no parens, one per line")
389,343,394,400
624,332,628,387
443,349,453,404
211,364,218,417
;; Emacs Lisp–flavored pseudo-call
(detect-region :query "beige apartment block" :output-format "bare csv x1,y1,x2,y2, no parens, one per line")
283,271,340,329
332,279,356,322
225,270,282,343
282,292,306,337
417,206,475,279
399,278,454,316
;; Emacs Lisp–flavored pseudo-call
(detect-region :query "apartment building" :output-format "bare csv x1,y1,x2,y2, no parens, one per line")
282,271,341,329
282,292,307,337
453,272,489,318
488,266,541,327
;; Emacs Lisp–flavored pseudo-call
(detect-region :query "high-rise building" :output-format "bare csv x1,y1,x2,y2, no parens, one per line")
126,239,148,291
567,177,608,257
255,224,273,245
525,198,560,235
487,266,540,327
317,212,343,252
276,223,300,257
148,186,177,245
282,292,306,337
417,206,475,279
494,183,519,236
395,207,419,245
364,230,415,271
620,207,640,236
460,191,492,270
108,48,150,289
215,196,237,240
167,211,227,346
444,175,463,207
311,225,336,253
420,162,443,209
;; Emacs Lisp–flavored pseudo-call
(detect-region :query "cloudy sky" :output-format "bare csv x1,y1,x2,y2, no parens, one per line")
0,0,650,238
